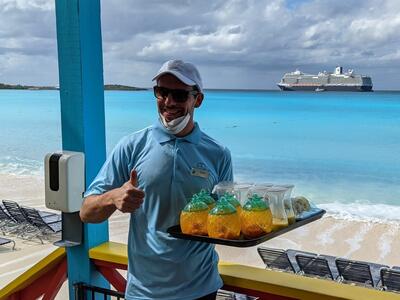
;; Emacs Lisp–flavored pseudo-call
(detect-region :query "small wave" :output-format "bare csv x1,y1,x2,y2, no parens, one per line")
378,227,396,261
343,222,372,257
0,156,43,176
319,202,400,224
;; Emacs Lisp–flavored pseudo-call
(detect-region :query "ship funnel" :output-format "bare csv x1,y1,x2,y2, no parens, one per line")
335,66,343,75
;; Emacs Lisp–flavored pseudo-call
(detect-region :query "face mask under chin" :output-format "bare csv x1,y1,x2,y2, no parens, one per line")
159,112,191,135
159,98,197,135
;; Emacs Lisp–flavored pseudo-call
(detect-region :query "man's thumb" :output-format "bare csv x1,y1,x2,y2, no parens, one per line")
129,169,137,186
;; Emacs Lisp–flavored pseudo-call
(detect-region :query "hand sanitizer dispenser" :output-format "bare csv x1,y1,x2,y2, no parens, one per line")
45,151,85,212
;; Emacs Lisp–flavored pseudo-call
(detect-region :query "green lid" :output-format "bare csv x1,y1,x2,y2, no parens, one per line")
209,197,237,215
182,197,209,212
243,194,269,211
196,189,216,206
222,192,241,208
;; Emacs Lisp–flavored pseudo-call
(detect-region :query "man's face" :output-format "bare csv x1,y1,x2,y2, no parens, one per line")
156,74,200,122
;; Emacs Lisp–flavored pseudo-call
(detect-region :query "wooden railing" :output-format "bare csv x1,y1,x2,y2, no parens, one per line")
0,248,67,300
2,242,400,300
89,242,400,300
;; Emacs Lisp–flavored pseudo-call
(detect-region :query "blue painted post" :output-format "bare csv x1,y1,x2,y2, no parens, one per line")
55,0,109,298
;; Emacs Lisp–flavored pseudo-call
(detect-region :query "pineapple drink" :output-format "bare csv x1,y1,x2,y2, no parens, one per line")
180,198,209,236
240,194,272,239
207,197,241,239
196,189,216,210
222,192,242,216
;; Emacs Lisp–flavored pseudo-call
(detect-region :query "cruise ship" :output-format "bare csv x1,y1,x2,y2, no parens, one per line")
278,66,373,91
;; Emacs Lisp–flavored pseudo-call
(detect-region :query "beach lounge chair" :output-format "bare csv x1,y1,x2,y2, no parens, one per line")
0,205,9,224
1,200,35,236
0,236,16,250
295,254,334,280
20,206,61,236
335,258,374,287
380,268,400,293
257,247,296,273
0,205,18,232
0,205,20,235
2,200,29,224
369,261,390,288
286,248,318,273
319,254,340,280
2,199,56,217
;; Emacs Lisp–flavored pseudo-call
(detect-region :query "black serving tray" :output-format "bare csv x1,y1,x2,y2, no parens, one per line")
167,209,325,248
295,206,325,221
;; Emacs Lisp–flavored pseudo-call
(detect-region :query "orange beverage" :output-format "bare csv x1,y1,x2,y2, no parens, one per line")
207,197,241,239
180,198,209,236
241,210,273,238
207,213,241,239
240,194,272,238
180,210,209,236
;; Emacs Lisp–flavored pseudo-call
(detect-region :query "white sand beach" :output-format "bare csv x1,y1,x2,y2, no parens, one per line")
1,173,400,298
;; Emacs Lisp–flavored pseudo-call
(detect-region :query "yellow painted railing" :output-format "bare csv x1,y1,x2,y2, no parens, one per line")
89,242,400,300
3,242,400,300
89,241,127,266
219,262,400,300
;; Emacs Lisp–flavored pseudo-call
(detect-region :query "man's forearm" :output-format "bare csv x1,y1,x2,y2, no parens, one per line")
80,193,117,223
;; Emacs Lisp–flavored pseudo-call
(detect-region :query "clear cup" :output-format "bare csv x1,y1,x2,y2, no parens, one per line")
233,183,253,206
265,186,288,231
212,181,235,199
275,184,295,224
249,183,273,205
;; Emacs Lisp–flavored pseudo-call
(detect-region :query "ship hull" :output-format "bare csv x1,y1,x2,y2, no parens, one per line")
278,84,373,92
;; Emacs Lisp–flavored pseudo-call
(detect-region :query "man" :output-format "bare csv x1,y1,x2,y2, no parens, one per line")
80,59,233,299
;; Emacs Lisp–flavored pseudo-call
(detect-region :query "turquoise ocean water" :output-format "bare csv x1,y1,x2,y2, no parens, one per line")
1,89,399,221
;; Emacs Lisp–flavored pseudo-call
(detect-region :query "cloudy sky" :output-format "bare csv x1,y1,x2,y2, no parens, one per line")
0,0,399,90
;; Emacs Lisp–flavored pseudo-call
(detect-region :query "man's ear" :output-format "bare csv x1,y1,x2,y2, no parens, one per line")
194,93,204,108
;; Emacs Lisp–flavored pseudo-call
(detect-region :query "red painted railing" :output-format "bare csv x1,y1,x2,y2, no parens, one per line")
2,249,67,300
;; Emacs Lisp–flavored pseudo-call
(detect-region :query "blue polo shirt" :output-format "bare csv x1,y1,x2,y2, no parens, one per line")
85,121,233,299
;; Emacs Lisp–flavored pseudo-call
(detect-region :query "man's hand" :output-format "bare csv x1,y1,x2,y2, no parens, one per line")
112,170,145,213
80,169,145,223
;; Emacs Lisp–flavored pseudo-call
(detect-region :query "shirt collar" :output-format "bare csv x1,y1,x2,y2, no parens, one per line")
153,120,201,145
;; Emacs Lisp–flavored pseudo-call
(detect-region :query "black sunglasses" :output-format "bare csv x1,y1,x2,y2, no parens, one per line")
153,86,198,103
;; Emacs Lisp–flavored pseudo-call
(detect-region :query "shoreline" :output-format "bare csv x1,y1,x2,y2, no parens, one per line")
217,215,400,268
1,173,400,291
0,83,147,91
1,172,399,224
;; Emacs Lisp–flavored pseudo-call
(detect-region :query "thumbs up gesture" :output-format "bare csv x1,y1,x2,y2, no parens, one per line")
129,169,138,186
112,169,145,213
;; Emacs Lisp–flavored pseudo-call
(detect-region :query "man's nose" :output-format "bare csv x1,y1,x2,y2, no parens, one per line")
164,93,177,106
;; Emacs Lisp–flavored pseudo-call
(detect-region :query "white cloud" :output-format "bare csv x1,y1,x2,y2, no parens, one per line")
0,0,53,11
0,0,399,89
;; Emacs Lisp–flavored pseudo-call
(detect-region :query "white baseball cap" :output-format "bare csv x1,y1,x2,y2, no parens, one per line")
152,59,203,93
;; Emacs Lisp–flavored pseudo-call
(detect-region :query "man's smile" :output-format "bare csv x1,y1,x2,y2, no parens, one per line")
162,108,184,120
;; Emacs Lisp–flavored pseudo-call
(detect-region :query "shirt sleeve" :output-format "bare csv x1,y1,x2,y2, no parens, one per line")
84,137,131,197
218,147,234,182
